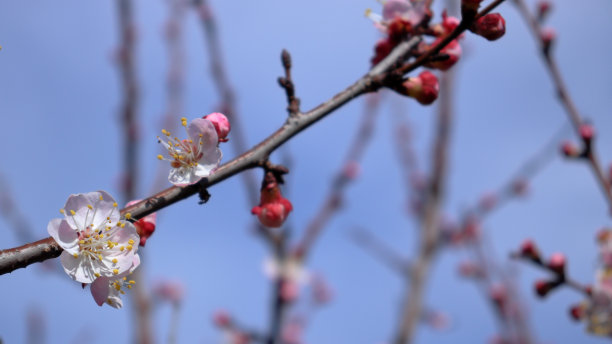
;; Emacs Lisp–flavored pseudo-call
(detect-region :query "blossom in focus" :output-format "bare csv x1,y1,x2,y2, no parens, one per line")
251,172,293,228
157,117,222,186
90,255,140,308
126,200,157,246
47,191,140,283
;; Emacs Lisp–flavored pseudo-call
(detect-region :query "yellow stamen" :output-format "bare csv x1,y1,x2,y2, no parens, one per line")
70,210,76,216
59,209,65,214
157,154,164,160
128,239,135,245
95,273,101,278
125,213,132,220
73,253,78,258
87,204,93,210
126,245,133,251
99,195,103,201
112,258,118,264
113,202,118,207
113,269,119,275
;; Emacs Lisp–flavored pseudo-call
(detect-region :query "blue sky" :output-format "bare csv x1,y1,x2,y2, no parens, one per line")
1,0,612,343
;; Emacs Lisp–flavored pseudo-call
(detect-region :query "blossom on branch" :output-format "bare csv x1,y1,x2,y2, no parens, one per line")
157,116,223,186
47,191,140,283
251,172,293,228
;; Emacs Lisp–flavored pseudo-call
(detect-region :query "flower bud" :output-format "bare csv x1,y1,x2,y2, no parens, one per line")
371,38,394,65
127,200,157,246
579,123,595,142
537,1,552,21
512,179,529,196
540,27,555,53
251,172,293,228
400,71,439,105
472,13,506,41
432,11,461,36
548,252,566,275
561,141,580,157
280,280,299,303
520,239,541,261
534,279,555,298
569,303,585,321
478,192,497,212
424,39,462,71
203,112,230,143
213,309,232,328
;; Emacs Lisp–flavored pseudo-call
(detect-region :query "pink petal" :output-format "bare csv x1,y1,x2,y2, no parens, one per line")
90,277,111,306
48,219,78,253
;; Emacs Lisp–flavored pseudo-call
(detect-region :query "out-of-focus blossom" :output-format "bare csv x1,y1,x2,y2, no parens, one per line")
251,172,293,228
471,13,506,41
398,71,439,105
263,255,309,285
424,39,462,71
157,117,222,186
153,280,185,304
48,191,140,283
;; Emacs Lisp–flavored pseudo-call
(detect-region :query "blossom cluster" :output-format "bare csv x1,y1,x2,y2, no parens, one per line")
366,0,506,105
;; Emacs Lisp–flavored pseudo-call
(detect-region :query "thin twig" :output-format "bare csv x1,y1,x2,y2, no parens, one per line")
513,0,612,212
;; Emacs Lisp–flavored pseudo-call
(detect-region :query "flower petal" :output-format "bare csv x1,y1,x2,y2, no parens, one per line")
60,252,99,283
187,118,218,148
168,166,199,186
90,276,111,306
48,219,79,254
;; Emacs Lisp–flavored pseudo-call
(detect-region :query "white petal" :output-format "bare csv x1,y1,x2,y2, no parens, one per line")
168,166,199,186
48,219,79,254
60,251,98,283
63,194,89,230
187,118,218,147
194,147,222,177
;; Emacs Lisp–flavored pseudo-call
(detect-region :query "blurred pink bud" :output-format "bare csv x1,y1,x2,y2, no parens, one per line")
281,319,304,344
520,239,540,260
472,13,506,41
213,309,232,328
478,192,497,211
281,280,299,303
342,161,361,180
512,179,529,196
401,71,440,105
490,284,507,307
579,123,595,142
561,141,579,157
441,11,460,34
540,27,556,51
458,261,484,278
548,252,566,274
252,173,293,228
537,1,552,19
312,275,333,305
204,112,231,143
153,280,185,304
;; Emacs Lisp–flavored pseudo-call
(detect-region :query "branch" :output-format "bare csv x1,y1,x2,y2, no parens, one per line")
513,0,612,212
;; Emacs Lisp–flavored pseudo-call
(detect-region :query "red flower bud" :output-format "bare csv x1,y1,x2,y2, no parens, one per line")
126,200,157,247
540,27,555,53
512,179,529,196
569,304,585,321
280,280,299,303
251,172,293,228
372,38,394,65
472,13,506,41
204,112,231,143
534,279,555,298
400,71,440,105
425,39,462,71
520,239,540,261
537,1,552,20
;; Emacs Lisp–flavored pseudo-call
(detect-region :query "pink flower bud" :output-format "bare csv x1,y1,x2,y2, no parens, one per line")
561,141,579,157
472,13,506,41
203,112,230,143
512,179,529,196
425,39,462,71
540,27,556,52
213,309,232,328
280,280,299,303
342,161,361,180
579,123,595,142
548,252,566,274
478,192,497,211
458,261,484,278
489,284,507,307
520,239,540,260
401,71,440,105
433,11,461,36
